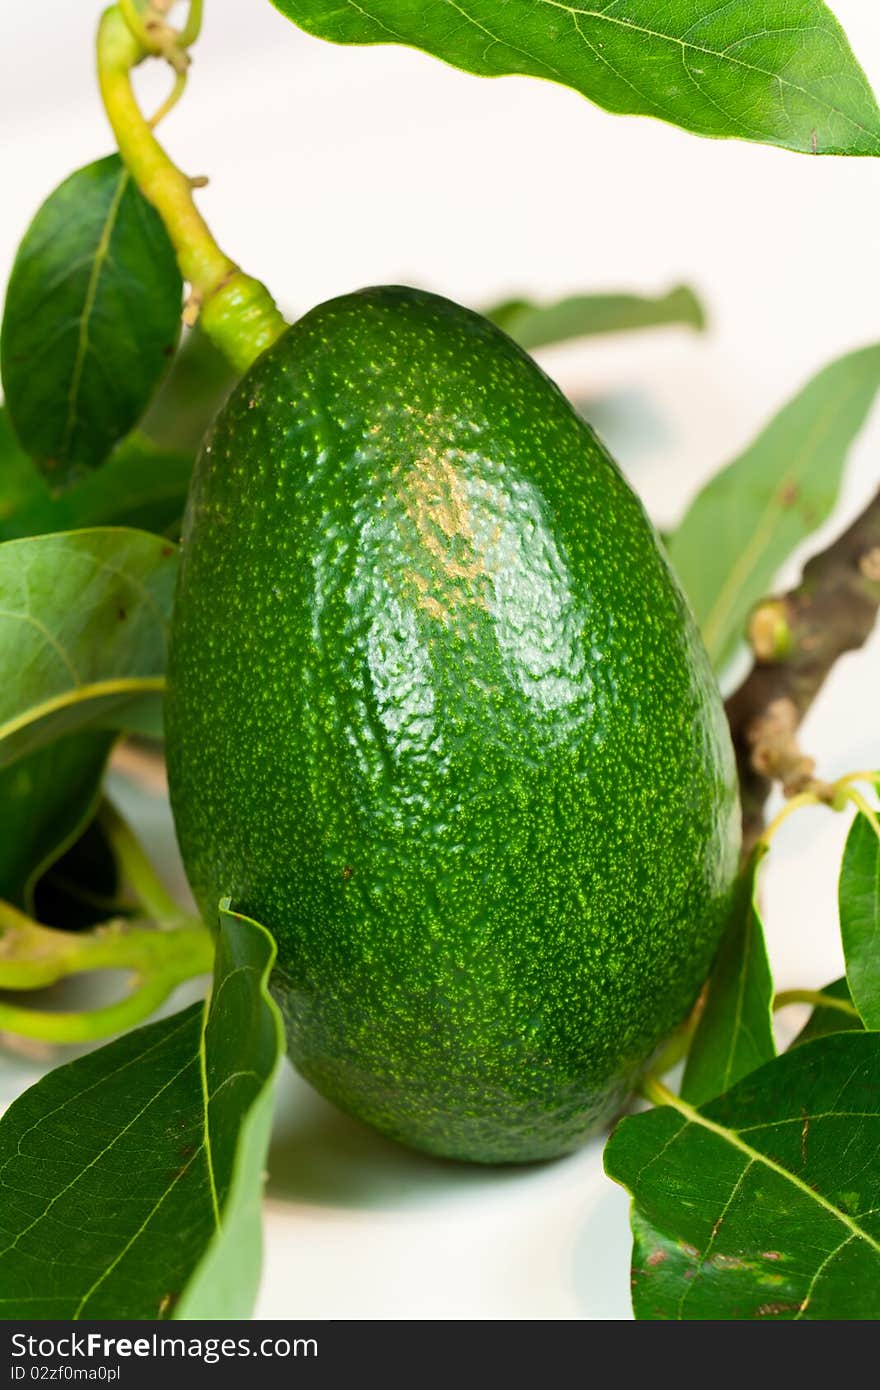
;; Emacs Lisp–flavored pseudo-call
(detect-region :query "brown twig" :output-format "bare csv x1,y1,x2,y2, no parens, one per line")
725,486,880,851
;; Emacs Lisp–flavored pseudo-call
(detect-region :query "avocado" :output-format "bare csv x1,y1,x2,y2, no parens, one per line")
166,287,740,1164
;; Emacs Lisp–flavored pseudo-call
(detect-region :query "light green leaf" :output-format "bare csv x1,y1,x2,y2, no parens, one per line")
0,529,177,768
681,847,774,1104
0,905,283,1319
667,343,880,672
174,904,285,1319
485,284,705,351
839,810,880,1030
605,1033,880,1319
270,0,880,155
1,156,182,487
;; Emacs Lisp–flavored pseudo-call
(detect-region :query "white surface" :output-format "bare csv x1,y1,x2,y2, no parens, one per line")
2,0,880,1322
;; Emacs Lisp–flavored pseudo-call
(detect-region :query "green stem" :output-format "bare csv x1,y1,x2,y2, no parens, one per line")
179,0,204,47
0,977,189,1045
96,5,288,373
773,988,861,1019
99,800,182,922
0,900,213,1043
640,1073,678,1108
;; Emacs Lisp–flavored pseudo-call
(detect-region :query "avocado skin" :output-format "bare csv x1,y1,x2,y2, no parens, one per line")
166,287,740,1164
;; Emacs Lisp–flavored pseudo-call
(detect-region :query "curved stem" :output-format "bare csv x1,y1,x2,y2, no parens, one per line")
98,799,182,922
118,0,152,48
773,988,860,1019
179,0,204,47
96,5,287,373
842,787,880,842
148,68,188,128
757,790,823,848
0,900,213,1042
0,977,191,1044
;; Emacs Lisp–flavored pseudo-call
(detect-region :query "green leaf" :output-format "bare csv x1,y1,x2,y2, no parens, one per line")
667,343,880,671
270,0,880,156
485,285,705,351
1,156,182,487
681,847,774,1105
34,812,124,933
0,430,194,544
605,1033,880,1319
0,529,177,769
0,904,283,1319
0,733,113,914
142,327,238,453
0,404,42,532
791,978,864,1048
840,811,880,1030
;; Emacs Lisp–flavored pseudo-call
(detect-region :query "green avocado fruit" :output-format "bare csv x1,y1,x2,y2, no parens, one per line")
166,286,740,1164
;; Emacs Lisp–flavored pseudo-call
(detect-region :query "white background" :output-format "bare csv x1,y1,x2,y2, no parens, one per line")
2,0,880,1321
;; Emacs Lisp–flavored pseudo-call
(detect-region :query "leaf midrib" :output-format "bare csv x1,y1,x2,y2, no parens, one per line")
538,1,878,141
0,676,166,751
659,1087,880,1257
341,0,880,147
60,168,130,460
699,371,872,661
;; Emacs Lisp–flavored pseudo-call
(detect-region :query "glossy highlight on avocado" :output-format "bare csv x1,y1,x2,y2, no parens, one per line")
166,287,740,1164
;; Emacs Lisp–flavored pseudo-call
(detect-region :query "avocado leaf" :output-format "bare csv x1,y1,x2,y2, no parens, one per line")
0,903,283,1320
485,285,705,351
0,529,176,768
142,327,238,453
0,426,194,544
667,342,880,673
605,1033,880,1319
0,733,113,915
0,405,42,534
681,847,775,1105
270,0,880,156
839,810,880,1030
0,156,182,487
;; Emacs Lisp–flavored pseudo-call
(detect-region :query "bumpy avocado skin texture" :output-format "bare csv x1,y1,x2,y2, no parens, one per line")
166,287,740,1164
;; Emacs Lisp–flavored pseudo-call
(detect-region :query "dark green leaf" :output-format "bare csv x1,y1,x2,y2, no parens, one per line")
1,156,182,487
485,285,705,351
667,343,880,671
791,978,864,1047
0,904,283,1319
0,733,113,914
840,811,880,1030
681,847,774,1104
605,1033,880,1319
0,404,42,532
143,327,238,453
0,529,177,768
0,430,194,544
271,0,880,155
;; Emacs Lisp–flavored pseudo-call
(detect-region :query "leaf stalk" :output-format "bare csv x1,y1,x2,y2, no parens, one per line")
96,4,287,373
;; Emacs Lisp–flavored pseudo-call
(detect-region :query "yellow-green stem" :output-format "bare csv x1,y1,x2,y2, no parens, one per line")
773,988,861,1019
640,1073,678,1108
0,900,213,1042
99,799,183,922
96,5,287,373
